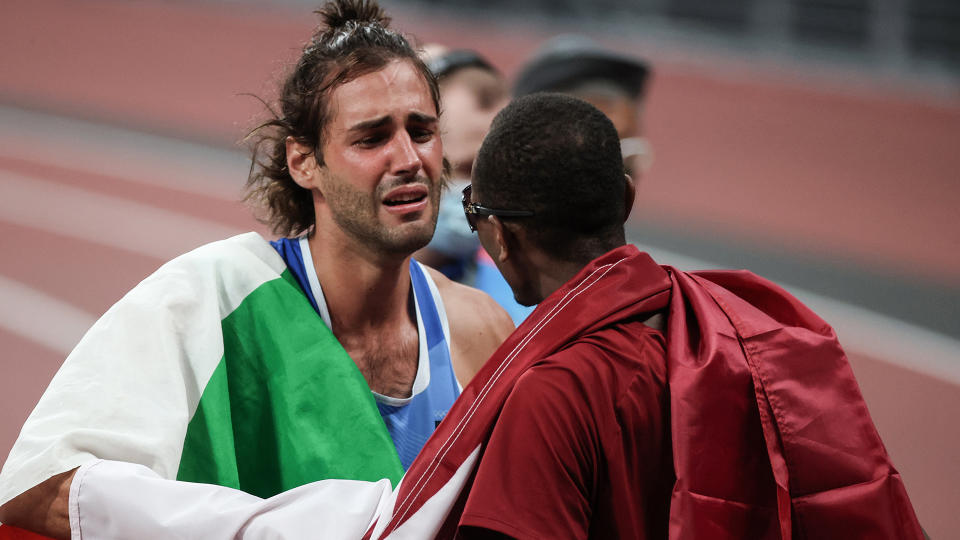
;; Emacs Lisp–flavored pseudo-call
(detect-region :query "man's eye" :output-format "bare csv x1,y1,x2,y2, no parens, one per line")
356,134,386,147
409,128,434,143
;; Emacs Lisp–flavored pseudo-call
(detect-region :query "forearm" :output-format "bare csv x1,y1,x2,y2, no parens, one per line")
0,468,75,540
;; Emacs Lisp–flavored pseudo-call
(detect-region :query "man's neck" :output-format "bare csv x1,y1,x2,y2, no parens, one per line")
306,231,413,335
531,257,589,303
528,243,625,304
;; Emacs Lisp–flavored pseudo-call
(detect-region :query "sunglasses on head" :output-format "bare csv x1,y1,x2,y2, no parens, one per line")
461,184,535,232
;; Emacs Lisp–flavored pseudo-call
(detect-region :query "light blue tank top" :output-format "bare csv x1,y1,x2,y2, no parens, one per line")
270,237,460,469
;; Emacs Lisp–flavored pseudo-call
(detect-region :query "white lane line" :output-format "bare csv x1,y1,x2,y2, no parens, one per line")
0,105,250,200
634,241,960,387
0,274,96,356
0,170,243,260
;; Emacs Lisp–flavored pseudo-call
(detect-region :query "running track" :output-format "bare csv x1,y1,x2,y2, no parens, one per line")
0,1,957,536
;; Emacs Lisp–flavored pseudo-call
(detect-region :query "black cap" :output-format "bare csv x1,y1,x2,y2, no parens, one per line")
513,35,649,98
427,49,498,80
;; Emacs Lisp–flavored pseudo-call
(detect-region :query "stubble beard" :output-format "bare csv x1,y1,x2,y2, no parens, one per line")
324,175,441,257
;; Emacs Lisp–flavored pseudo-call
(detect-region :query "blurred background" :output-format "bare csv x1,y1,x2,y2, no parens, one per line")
0,0,957,535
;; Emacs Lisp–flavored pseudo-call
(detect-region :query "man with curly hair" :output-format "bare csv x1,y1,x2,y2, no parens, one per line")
0,1,512,537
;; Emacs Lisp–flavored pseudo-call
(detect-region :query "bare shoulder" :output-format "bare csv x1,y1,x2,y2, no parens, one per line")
424,266,515,386
423,266,514,340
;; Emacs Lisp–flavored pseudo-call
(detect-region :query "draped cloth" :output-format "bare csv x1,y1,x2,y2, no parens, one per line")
369,244,923,539
666,269,923,539
0,232,403,540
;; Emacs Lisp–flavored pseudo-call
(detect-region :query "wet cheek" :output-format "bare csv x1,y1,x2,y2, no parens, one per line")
423,141,444,171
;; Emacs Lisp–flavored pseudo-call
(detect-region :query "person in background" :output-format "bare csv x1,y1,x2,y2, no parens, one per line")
513,33,652,178
414,45,509,283
472,34,653,324
412,45,537,324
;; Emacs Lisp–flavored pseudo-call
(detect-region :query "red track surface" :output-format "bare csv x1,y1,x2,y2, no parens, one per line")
1,0,957,536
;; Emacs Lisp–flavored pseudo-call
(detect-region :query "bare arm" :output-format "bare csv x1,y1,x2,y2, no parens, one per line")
426,267,515,387
0,468,75,539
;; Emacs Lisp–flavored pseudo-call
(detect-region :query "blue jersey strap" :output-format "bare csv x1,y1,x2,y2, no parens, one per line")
268,237,320,315
409,261,447,352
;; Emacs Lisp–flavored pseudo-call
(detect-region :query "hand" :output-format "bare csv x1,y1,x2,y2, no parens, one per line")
0,468,76,540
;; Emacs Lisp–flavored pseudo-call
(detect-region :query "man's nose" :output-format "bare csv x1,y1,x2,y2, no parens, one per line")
390,131,422,176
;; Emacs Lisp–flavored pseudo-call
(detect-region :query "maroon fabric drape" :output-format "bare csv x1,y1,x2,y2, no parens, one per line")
666,268,923,539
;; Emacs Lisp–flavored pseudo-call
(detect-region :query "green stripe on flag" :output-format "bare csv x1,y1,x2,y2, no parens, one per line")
177,270,404,497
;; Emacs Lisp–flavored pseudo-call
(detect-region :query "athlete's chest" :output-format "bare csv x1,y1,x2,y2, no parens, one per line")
339,324,420,398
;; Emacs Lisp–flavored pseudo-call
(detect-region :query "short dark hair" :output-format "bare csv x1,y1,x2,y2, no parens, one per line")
472,93,626,261
244,0,440,237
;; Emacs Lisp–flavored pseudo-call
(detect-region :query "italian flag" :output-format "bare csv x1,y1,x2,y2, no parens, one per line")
0,232,404,517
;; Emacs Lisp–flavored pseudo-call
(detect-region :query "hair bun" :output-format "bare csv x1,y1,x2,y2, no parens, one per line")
315,0,391,31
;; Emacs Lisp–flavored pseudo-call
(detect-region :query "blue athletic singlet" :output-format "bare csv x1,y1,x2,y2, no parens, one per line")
271,236,461,469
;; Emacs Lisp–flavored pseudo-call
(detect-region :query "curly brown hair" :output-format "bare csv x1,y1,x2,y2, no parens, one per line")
244,0,440,237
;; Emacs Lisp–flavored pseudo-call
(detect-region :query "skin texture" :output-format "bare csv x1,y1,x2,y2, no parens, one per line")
425,265,514,384
0,58,514,537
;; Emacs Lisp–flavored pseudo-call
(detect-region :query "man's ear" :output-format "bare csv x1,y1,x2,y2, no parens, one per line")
286,136,320,189
623,173,637,223
488,215,510,263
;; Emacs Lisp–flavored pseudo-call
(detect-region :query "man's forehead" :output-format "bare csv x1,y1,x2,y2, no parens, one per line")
327,59,436,128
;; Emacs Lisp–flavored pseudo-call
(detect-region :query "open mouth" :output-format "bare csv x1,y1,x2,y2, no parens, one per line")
383,193,427,206
382,185,429,212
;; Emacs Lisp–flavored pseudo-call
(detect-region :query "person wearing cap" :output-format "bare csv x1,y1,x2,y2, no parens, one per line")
470,35,654,326
513,34,653,179
414,45,509,283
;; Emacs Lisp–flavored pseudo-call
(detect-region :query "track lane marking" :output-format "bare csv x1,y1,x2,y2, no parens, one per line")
0,170,243,260
0,274,96,356
0,106,249,200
